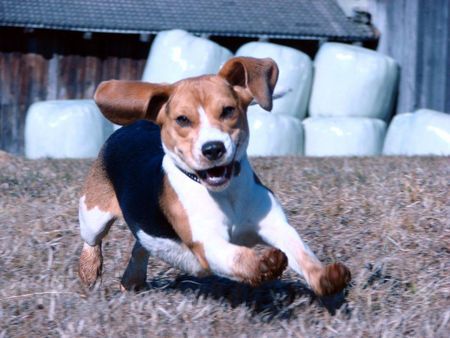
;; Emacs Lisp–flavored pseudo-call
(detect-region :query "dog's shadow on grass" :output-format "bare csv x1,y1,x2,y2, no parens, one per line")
146,275,348,320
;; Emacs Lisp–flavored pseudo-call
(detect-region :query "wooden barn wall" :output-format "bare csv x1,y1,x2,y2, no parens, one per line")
366,0,450,114
0,29,150,155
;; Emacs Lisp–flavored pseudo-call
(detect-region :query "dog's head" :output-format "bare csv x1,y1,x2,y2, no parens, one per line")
94,57,278,191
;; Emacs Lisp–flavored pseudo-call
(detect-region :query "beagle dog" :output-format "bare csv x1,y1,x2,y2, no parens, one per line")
78,57,351,296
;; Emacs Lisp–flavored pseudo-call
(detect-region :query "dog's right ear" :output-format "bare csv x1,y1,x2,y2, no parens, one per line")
94,80,173,125
219,57,278,111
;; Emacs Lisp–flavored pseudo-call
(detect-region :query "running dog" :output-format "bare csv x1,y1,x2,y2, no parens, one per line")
78,57,351,296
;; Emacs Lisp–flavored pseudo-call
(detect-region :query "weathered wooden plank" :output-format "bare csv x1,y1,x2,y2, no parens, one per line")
83,56,102,99
17,53,30,154
25,54,48,155
118,57,133,80
0,52,8,150
65,55,79,99
447,14,450,114
418,0,449,112
8,52,22,154
57,54,69,99
136,59,146,79
47,54,59,100
368,0,450,113
76,54,86,99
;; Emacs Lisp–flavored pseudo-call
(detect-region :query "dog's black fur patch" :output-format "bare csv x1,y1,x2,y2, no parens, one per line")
102,120,179,240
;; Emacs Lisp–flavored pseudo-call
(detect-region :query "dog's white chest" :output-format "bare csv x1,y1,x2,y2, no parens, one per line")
163,155,263,240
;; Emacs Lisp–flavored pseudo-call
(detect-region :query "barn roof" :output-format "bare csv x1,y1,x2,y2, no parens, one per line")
0,0,376,41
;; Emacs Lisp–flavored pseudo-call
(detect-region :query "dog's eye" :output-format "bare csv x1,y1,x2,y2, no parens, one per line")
175,115,192,127
221,106,235,120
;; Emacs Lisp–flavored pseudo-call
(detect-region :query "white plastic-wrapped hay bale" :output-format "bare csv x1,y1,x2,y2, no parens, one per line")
383,109,450,155
247,111,304,156
142,30,233,83
303,117,386,156
236,42,313,119
25,100,113,159
309,43,399,120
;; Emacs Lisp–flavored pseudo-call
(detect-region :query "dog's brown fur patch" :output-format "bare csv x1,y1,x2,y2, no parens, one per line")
190,242,210,271
159,175,192,243
82,157,122,217
159,176,211,271
286,245,348,296
79,243,103,287
233,247,287,286
311,263,352,296
159,176,213,271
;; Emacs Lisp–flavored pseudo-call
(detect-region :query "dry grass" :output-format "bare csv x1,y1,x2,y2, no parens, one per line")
0,150,449,337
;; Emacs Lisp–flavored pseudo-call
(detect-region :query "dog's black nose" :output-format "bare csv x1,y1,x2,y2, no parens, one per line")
202,141,226,161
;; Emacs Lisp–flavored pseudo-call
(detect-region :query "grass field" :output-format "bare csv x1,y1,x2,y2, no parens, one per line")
0,150,449,337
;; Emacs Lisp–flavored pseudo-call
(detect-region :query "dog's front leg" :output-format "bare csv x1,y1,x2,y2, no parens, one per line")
255,192,351,296
198,235,287,286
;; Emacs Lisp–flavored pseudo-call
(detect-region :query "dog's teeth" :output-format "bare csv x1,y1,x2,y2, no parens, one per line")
199,165,233,187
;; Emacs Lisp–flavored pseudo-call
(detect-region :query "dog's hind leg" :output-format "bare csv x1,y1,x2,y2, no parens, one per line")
120,241,149,291
78,195,116,287
78,159,121,287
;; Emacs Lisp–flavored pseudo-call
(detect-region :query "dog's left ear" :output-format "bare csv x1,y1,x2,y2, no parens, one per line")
218,57,279,111
94,80,173,125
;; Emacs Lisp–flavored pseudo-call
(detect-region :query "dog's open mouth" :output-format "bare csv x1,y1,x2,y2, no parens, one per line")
196,163,234,187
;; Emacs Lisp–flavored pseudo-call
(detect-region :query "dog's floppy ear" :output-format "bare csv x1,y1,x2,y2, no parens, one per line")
218,57,279,111
94,80,172,125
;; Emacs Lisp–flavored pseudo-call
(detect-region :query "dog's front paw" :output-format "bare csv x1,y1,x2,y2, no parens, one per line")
315,262,351,296
251,248,288,286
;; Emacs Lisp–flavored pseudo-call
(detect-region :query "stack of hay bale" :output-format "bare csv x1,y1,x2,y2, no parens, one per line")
237,41,401,157
306,44,450,156
25,30,450,159
304,42,398,157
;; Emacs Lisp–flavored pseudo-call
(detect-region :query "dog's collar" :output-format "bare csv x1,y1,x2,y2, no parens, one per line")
176,162,241,184
177,166,202,183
